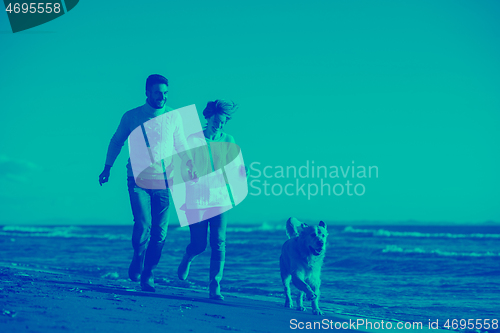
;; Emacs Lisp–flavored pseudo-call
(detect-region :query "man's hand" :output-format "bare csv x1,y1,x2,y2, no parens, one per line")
99,165,111,186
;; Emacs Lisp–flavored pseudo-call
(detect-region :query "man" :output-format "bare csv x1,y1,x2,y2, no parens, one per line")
99,74,195,292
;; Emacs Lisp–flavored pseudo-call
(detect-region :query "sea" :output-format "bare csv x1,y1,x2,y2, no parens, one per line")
1,224,499,331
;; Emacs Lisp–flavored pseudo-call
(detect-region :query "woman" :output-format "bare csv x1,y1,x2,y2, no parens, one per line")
177,99,243,300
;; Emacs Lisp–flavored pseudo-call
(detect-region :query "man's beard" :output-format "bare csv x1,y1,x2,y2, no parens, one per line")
151,98,166,109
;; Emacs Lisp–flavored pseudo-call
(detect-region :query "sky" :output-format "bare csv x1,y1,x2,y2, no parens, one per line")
0,0,499,225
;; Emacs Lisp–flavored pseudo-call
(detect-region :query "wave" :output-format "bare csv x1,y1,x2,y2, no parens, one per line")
226,222,284,233
381,245,500,257
1,223,284,239
0,226,128,241
343,226,500,239
3,226,77,233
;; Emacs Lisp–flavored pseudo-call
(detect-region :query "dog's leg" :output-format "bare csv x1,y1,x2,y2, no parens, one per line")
296,292,306,311
280,256,293,308
291,273,317,301
310,283,323,315
282,275,293,308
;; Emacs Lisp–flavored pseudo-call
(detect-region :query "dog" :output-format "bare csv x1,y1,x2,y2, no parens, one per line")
280,217,328,315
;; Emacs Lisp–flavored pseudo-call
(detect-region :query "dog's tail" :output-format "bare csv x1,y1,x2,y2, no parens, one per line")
286,217,306,239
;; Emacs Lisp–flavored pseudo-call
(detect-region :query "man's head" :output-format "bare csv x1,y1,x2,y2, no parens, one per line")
146,74,169,109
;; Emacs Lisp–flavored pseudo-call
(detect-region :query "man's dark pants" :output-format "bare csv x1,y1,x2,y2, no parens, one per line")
127,177,170,273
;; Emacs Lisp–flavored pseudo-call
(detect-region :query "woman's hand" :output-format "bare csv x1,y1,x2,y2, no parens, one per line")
240,165,249,178
186,159,199,182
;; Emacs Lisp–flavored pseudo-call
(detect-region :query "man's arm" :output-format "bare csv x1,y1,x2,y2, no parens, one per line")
172,113,197,178
99,113,131,185
172,113,190,159
99,164,112,186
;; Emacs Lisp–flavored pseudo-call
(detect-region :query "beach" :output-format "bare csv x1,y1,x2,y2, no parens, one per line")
1,265,456,333
1,224,498,332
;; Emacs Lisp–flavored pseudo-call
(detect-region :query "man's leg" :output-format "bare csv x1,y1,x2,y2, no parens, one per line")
207,208,227,300
127,177,152,282
141,186,171,292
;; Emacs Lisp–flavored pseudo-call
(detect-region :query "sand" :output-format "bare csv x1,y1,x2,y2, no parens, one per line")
0,265,451,333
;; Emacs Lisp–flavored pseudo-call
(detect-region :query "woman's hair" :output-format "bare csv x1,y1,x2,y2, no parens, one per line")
203,99,238,120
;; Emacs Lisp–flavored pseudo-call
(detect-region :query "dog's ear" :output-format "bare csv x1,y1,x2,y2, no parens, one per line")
286,217,300,238
319,221,327,229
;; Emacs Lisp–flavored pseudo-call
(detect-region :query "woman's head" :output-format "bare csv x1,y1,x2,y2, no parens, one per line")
203,100,238,136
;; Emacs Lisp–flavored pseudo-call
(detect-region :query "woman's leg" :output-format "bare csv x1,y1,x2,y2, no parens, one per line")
186,210,209,256
207,209,227,262
206,208,228,300
178,209,208,280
